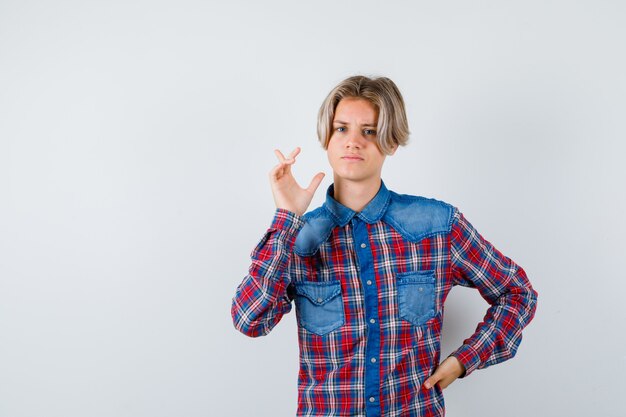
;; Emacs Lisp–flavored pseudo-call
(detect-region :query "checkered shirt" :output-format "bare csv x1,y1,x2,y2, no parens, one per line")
232,181,538,417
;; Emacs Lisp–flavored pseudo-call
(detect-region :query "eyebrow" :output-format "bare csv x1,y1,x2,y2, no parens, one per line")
333,120,377,127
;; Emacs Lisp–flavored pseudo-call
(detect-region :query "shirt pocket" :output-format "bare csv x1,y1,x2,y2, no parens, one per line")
397,271,436,326
293,281,345,336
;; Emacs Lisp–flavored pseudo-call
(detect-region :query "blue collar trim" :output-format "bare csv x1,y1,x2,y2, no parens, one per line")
323,180,391,227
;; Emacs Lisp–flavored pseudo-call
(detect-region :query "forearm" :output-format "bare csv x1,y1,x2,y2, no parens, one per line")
450,210,538,376
231,209,305,337
452,267,538,376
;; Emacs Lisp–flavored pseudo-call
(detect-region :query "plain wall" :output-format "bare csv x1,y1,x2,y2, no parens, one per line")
1,1,625,416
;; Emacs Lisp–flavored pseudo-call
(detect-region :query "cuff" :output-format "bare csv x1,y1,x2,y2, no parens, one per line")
450,344,482,378
270,208,306,236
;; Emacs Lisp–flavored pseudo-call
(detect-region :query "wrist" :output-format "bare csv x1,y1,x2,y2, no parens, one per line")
271,208,306,235
276,205,304,216
449,344,480,378
448,355,466,378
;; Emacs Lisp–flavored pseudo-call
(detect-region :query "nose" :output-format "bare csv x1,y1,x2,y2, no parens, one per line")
345,131,365,149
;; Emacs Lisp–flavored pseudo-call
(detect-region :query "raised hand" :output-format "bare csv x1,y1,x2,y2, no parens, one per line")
269,147,325,216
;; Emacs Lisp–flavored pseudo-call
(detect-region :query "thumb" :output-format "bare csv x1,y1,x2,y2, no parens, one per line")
306,172,325,194
423,369,443,390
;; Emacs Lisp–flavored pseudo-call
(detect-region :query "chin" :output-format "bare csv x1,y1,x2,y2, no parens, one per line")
334,171,370,183
330,162,375,183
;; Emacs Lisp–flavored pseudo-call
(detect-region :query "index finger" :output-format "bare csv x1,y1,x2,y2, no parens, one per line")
288,147,301,160
274,149,287,162
274,147,301,163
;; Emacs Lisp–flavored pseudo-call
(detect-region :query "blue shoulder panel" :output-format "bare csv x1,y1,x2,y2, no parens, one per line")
294,207,336,257
383,191,454,242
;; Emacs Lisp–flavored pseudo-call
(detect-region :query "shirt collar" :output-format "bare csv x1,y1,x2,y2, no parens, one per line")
323,180,391,227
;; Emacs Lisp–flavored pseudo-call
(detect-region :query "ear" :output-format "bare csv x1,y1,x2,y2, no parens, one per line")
388,143,398,156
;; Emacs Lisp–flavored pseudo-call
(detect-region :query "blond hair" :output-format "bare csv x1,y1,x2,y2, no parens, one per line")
317,75,410,155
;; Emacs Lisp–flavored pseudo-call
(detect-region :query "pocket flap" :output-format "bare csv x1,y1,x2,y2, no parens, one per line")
397,270,435,285
294,281,341,306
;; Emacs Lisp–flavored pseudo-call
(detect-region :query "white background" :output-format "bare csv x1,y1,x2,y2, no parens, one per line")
1,1,625,416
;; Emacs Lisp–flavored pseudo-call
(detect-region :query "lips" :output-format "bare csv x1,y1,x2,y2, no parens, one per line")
341,154,364,161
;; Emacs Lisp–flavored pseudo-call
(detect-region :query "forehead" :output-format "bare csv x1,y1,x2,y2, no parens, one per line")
333,98,378,123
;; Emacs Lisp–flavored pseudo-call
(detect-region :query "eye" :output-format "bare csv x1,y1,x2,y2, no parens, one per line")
335,126,346,132
364,129,377,136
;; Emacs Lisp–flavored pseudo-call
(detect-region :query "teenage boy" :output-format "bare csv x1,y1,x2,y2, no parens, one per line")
231,76,538,417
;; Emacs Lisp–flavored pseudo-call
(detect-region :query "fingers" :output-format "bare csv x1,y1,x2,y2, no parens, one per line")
271,149,293,180
269,162,284,181
423,369,453,390
274,147,301,163
423,356,465,390
271,147,305,182
274,149,287,162
423,371,443,390
288,147,301,160
272,148,299,177
270,148,324,194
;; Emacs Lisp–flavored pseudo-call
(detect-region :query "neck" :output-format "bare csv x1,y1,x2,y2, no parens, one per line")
332,176,382,212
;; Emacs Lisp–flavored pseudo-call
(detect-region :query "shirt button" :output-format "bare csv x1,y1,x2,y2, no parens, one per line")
371,357,377,363
369,397,375,403
418,287,424,292
366,280,372,285
369,318,376,324
317,298,323,303
360,243,366,248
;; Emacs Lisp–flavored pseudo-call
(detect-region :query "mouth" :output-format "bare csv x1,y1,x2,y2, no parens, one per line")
341,155,364,161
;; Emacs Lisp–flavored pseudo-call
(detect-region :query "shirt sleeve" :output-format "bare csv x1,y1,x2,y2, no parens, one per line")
448,209,538,377
231,208,305,337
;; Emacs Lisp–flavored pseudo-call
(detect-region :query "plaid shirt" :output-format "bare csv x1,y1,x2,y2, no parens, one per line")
232,181,537,417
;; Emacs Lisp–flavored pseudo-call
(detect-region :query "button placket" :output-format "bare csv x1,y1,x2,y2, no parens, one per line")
351,217,381,417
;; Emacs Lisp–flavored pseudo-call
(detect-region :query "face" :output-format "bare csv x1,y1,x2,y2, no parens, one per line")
327,98,396,184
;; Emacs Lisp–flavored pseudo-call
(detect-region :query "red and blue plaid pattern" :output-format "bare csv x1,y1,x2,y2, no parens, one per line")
232,183,537,417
